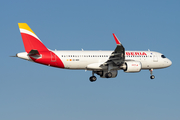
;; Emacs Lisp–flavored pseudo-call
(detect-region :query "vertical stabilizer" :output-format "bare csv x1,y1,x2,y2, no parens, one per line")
18,23,49,53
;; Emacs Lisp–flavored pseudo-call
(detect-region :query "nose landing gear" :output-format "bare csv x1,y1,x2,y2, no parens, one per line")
150,75,155,79
149,69,155,79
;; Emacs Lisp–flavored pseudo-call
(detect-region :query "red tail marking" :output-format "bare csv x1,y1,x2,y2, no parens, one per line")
21,33,49,53
30,51,64,68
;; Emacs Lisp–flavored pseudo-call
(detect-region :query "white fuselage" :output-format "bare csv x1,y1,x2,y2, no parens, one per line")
53,50,171,70
17,50,172,70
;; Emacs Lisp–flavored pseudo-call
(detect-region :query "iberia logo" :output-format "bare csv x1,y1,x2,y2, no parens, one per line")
126,52,147,56
132,64,138,66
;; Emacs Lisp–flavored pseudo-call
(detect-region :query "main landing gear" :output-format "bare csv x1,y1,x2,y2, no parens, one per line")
105,64,113,78
105,72,112,78
89,71,97,82
149,69,155,79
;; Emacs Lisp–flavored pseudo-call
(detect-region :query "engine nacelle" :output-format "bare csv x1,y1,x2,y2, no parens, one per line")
123,61,142,73
96,70,118,78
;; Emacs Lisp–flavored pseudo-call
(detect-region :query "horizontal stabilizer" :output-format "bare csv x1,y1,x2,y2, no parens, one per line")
28,49,40,56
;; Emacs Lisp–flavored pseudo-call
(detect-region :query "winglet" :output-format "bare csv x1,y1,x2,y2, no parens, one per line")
112,33,121,45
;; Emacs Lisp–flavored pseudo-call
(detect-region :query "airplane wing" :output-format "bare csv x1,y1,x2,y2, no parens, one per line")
102,33,125,66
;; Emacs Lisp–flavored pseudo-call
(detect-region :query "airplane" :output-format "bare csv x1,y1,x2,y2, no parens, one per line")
14,23,172,82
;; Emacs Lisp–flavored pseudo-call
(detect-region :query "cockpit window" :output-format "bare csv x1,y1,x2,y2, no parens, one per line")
161,55,166,58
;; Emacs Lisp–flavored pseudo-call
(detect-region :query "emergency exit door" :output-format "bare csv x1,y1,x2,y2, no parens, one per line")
153,53,158,62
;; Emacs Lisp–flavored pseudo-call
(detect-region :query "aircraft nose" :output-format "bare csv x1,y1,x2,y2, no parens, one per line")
167,59,172,67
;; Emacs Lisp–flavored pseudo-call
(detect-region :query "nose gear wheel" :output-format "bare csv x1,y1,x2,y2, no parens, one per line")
149,69,155,79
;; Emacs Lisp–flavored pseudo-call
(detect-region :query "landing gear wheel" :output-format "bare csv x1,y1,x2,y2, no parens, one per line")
149,69,155,79
89,76,97,82
150,75,155,79
105,72,112,78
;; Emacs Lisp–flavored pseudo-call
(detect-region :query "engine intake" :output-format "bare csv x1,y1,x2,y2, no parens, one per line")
123,61,142,73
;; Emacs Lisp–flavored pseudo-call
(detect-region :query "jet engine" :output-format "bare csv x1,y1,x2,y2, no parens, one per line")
122,61,142,73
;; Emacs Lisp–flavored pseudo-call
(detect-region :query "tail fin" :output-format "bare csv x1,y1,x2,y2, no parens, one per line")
18,23,49,53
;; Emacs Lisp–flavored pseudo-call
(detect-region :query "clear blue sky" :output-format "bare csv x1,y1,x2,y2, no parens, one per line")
1,0,180,120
